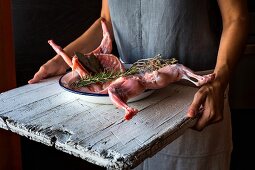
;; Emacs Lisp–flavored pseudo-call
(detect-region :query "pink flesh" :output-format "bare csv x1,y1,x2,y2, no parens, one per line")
48,19,216,121
143,64,215,89
106,64,215,120
92,19,112,54
48,40,72,67
71,56,89,78
48,18,114,79
96,54,125,72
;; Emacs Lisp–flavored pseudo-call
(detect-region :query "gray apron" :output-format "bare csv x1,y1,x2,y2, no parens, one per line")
108,0,220,71
108,0,232,169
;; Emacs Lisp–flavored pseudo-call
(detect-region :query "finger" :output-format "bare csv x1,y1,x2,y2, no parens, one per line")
192,108,212,131
28,67,48,84
195,94,223,128
187,88,208,117
28,73,43,84
192,95,218,131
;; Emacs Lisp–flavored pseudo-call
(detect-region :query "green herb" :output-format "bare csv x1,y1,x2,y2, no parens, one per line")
73,54,177,87
73,66,138,87
130,54,177,73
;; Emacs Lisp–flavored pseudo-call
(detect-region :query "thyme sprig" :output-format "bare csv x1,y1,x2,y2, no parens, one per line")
131,54,177,73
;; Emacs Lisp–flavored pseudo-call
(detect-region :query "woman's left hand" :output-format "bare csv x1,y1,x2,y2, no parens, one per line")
187,79,226,131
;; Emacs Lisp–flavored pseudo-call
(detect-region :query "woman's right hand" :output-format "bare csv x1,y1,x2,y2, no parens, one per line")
28,56,69,84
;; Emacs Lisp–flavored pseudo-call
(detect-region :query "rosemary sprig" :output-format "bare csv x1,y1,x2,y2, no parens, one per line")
73,66,139,87
73,55,177,88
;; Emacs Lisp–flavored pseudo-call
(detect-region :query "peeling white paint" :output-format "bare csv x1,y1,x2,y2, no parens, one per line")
0,77,198,169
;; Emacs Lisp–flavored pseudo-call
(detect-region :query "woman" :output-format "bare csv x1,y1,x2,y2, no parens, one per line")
29,0,249,169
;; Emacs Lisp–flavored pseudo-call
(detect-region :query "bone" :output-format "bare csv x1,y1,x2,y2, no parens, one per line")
92,19,112,54
72,56,89,78
48,40,73,67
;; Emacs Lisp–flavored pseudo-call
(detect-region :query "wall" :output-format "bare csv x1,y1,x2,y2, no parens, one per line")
12,0,102,86
0,0,22,170
11,1,104,169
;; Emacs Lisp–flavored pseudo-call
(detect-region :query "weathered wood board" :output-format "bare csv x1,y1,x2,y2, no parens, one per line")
0,76,199,169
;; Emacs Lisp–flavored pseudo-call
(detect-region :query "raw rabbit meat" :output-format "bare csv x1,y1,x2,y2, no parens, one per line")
49,18,215,120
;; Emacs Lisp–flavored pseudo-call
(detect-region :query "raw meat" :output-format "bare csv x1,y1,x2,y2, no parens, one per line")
106,63,215,120
49,18,215,120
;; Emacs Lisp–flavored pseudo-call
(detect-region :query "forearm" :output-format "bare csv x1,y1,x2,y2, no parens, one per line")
65,18,104,54
52,0,112,70
28,0,112,83
214,16,249,88
51,18,105,69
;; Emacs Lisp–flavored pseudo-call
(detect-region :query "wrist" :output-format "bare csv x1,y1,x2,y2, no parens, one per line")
213,66,230,89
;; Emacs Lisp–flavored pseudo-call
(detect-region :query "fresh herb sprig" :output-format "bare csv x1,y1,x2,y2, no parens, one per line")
131,54,177,73
73,66,139,87
73,55,177,87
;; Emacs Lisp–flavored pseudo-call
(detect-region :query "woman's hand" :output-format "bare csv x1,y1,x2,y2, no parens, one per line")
28,56,69,84
187,0,249,131
187,79,226,131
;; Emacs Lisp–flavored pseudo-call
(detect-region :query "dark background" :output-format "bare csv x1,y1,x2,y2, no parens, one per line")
11,0,255,170
12,0,104,169
12,0,102,86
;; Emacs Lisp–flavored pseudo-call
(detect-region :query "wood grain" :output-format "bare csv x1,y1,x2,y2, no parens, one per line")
0,77,198,169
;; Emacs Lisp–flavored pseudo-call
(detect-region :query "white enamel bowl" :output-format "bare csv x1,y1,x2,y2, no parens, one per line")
59,71,155,104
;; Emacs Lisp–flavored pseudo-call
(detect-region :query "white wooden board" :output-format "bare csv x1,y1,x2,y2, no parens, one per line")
0,76,199,169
